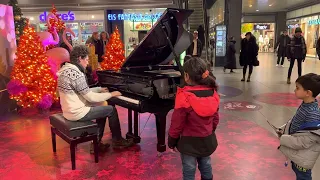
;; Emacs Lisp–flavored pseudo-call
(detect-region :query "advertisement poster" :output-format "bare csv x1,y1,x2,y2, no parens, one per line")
215,25,227,57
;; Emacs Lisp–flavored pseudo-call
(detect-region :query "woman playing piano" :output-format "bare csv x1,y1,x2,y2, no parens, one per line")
168,57,220,180
57,45,134,154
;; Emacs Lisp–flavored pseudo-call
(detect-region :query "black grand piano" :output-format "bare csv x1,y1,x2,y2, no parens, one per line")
97,8,193,154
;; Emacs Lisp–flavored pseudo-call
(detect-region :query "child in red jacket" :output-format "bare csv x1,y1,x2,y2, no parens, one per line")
168,57,220,180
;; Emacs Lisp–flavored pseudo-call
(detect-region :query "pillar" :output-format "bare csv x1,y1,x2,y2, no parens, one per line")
106,10,125,43
275,12,287,43
215,0,242,67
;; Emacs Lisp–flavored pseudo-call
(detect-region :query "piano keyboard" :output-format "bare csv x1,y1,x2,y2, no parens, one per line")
116,96,140,105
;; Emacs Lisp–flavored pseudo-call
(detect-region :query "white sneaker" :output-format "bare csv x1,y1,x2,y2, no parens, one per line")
276,64,279,67
281,65,284,67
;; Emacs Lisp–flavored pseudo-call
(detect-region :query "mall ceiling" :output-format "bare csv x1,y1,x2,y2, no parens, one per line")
242,0,319,13
0,0,177,11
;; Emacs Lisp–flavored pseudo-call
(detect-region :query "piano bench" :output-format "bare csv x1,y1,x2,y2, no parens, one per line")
49,113,99,170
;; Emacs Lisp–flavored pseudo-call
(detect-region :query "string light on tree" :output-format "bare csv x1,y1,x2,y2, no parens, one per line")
100,26,125,71
7,22,58,110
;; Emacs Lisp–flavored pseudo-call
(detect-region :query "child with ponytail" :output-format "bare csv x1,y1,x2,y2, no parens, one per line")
168,57,220,180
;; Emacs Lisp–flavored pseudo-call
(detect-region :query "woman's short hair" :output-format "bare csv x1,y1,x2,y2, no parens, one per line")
70,45,89,64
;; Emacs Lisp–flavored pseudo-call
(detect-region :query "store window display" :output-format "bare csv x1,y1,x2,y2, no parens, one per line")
287,15,320,58
123,8,165,57
25,10,104,46
241,23,275,53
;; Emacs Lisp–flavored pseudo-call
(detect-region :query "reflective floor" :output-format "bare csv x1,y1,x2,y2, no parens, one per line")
0,53,319,180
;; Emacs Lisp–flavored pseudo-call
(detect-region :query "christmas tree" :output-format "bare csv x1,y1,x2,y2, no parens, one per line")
7,23,58,109
46,5,65,34
7,0,28,45
100,27,125,71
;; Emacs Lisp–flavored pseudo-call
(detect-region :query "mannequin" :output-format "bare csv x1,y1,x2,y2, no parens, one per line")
264,35,270,52
259,35,264,52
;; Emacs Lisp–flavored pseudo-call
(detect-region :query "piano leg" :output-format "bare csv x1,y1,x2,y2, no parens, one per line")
155,111,168,153
133,111,141,143
126,110,141,143
126,109,133,139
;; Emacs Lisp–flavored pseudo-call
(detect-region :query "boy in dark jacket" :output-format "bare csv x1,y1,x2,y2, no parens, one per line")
168,57,220,180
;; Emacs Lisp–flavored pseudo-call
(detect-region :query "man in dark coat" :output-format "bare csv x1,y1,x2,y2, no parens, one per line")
224,37,237,73
186,31,203,57
275,30,290,67
286,27,307,84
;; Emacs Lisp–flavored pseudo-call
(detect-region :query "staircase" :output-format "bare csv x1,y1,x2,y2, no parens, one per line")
188,0,204,32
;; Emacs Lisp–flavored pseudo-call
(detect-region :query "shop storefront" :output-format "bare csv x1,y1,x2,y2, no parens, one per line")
106,8,165,57
286,4,320,58
241,23,275,53
122,9,164,57
287,16,320,57
287,19,300,35
24,10,105,46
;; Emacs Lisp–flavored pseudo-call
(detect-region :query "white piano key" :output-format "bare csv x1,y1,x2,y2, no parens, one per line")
116,96,140,105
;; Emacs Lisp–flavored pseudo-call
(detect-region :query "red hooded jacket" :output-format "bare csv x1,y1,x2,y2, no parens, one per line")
168,85,220,157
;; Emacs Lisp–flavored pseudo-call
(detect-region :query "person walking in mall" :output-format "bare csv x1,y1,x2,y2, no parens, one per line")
186,31,203,57
286,27,307,84
275,30,290,67
224,36,237,73
85,32,104,63
240,32,259,82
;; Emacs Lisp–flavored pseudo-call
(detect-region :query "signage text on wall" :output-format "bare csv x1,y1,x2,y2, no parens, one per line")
107,13,162,21
39,11,75,22
254,24,270,30
288,24,300,29
308,19,320,25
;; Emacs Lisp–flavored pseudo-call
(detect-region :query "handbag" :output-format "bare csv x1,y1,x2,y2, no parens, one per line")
239,53,244,66
253,57,260,66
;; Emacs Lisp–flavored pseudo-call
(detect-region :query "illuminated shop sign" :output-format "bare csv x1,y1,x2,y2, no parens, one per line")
39,11,75,22
288,24,300,29
107,13,162,21
254,24,270,30
308,19,320,25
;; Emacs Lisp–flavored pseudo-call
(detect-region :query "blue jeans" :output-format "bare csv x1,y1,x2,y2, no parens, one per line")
180,153,213,180
292,162,312,180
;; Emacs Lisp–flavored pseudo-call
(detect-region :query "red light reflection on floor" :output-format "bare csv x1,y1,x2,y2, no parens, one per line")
0,108,294,180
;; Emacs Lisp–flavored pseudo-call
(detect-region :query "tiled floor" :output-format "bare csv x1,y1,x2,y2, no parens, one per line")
0,53,319,180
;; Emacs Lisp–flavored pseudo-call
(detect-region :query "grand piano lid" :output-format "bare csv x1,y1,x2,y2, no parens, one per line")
121,8,194,68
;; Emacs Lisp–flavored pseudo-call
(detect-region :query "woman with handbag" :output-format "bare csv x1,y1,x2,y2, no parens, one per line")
240,32,259,82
